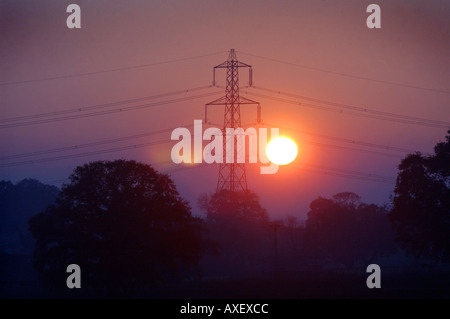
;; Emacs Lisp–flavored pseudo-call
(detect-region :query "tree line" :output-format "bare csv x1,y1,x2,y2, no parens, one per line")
1,130,448,296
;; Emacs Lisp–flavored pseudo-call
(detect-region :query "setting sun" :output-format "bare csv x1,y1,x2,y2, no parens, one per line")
266,137,298,165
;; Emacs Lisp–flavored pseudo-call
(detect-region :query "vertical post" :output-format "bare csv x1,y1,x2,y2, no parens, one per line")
273,223,279,272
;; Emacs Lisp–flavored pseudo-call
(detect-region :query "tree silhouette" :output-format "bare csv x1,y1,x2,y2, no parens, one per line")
29,160,206,295
303,192,396,267
198,190,270,275
390,130,450,263
0,179,59,255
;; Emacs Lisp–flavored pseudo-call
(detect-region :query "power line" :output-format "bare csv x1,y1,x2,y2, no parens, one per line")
0,125,191,161
0,91,222,129
250,86,449,127
0,121,241,165
260,122,417,153
304,163,393,181
0,85,214,123
1,129,396,184
245,91,449,129
237,51,450,94
0,119,410,165
141,160,394,184
0,139,171,168
44,162,210,185
301,167,394,184
302,139,402,158
225,120,404,157
162,161,394,183
0,118,412,180
44,161,395,186
0,123,215,166
0,51,227,86
0,120,402,168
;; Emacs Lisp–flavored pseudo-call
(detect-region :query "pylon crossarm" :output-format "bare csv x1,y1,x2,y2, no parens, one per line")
214,61,251,69
206,96,227,105
238,96,259,104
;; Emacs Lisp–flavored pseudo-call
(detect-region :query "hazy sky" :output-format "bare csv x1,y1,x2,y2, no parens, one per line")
1,0,449,219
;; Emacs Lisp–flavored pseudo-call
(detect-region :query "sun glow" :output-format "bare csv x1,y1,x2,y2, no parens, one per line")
266,137,298,165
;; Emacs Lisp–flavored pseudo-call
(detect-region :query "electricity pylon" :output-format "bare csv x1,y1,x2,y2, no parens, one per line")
205,49,261,193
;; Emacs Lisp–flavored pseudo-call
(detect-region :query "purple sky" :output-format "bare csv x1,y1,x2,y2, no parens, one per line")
1,0,449,220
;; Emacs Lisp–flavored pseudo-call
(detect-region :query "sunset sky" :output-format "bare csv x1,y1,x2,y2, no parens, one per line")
1,0,449,219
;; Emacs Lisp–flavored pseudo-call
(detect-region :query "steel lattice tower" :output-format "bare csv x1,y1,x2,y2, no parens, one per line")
205,49,260,193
